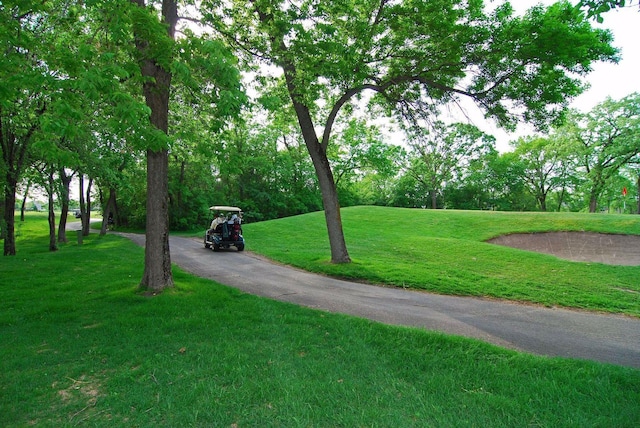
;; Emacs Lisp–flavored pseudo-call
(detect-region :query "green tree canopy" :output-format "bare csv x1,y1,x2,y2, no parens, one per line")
561,93,640,212
407,122,494,209
511,135,575,211
578,0,639,22
202,0,618,262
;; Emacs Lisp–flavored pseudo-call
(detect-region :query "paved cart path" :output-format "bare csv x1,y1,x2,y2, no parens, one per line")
118,232,640,369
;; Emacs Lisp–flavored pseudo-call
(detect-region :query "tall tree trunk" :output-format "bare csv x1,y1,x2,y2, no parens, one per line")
79,174,86,230
132,0,177,291
1,106,42,255
47,168,57,252
285,75,350,263
57,168,72,243
430,189,437,209
589,191,598,213
100,187,118,235
556,187,566,212
0,195,5,241
141,148,173,290
2,125,24,254
2,120,39,255
3,182,17,255
539,195,547,212
20,179,31,222
637,174,640,215
82,177,93,236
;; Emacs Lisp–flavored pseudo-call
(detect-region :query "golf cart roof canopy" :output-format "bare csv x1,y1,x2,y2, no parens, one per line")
209,205,242,212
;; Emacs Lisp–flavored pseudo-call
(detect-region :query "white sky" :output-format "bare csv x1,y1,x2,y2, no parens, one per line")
487,1,640,150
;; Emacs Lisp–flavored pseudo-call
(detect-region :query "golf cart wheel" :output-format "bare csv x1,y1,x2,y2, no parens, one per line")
236,243,245,251
213,243,221,252
205,242,211,249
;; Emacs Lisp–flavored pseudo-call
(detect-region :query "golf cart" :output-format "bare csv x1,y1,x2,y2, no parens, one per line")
204,206,245,252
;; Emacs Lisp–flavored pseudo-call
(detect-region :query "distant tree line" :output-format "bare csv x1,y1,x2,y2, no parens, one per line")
102,91,640,220
15,92,640,228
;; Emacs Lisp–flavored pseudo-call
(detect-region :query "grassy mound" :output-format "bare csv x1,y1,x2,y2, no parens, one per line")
245,207,640,316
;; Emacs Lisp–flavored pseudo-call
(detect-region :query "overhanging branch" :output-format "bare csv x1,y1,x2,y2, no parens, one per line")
321,74,476,151
321,84,382,151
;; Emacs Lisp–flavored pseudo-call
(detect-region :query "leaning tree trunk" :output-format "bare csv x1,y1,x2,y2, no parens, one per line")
252,3,351,264
303,128,351,263
20,179,31,222
285,76,351,264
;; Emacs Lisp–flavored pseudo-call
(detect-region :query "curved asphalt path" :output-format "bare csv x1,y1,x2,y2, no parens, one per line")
118,232,640,369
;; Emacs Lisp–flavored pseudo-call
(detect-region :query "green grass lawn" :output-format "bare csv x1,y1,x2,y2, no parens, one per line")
1,212,639,426
244,206,640,317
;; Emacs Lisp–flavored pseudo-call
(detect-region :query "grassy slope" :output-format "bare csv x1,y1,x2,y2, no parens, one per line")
244,206,640,316
1,213,639,426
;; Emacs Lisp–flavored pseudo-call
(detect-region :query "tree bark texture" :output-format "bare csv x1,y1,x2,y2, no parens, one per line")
589,193,598,213
100,187,118,235
20,180,31,222
78,175,87,233
1,114,38,255
284,72,351,264
3,184,17,255
47,169,57,252
82,177,93,236
141,148,173,291
133,0,177,291
637,175,640,215
57,169,72,243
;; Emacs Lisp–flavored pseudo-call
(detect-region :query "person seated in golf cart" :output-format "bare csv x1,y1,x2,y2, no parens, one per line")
204,205,245,251
210,213,226,233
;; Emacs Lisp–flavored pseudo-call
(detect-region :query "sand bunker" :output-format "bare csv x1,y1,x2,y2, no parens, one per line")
487,232,640,266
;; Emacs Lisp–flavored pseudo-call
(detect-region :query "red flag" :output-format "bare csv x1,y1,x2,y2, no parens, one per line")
623,187,627,196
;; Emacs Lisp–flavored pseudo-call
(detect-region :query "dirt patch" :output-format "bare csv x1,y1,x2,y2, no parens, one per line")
487,232,640,266
54,375,103,423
